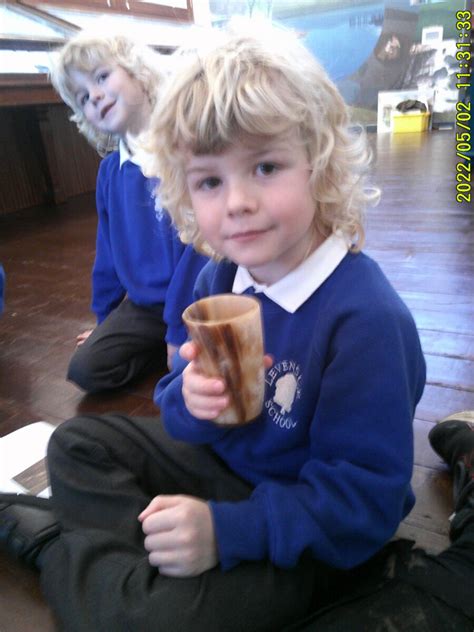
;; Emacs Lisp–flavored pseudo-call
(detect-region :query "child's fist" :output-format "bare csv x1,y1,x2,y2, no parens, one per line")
179,342,229,420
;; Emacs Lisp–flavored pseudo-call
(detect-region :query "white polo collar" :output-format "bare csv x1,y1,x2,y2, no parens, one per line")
119,139,142,168
232,232,350,313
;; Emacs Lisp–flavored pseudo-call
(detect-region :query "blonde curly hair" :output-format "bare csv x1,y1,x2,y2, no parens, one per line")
144,21,380,258
50,31,165,155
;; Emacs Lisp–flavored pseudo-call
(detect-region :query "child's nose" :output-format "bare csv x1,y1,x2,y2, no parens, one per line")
89,86,104,105
226,181,257,216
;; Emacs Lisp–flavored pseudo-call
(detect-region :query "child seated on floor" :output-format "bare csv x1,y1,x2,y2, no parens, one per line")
14,22,474,632
146,21,426,575
50,30,208,392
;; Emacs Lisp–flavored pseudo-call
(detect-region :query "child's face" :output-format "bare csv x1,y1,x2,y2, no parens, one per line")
185,135,322,285
69,64,151,138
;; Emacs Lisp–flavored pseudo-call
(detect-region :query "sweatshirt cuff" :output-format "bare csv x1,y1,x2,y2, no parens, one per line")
209,498,269,571
157,374,229,444
165,324,187,346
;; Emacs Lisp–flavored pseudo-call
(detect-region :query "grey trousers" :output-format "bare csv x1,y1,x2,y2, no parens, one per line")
287,533,474,631
41,414,474,632
67,299,167,392
41,414,318,632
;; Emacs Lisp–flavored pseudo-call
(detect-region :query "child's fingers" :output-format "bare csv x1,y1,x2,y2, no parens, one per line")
184,368,226,396
182,375,229,417
181,356,228,419
264,354,273,370
184,393,229,418
140,496,185,532
179,341,199,361
138,495,162,522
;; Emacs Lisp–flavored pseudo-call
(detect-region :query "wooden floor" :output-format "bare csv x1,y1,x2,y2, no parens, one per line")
0,130,473,631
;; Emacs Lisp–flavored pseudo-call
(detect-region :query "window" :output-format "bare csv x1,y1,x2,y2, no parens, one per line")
0,0,194,105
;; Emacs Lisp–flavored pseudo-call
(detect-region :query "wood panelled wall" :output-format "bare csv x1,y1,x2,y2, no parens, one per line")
0,104,100,215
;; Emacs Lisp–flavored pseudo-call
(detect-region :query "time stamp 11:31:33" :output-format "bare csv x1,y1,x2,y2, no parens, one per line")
455,10,472,204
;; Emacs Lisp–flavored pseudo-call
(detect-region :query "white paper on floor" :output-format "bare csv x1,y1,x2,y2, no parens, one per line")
0,421,55,497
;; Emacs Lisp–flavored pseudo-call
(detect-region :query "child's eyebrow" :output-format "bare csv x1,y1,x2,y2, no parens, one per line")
185,144,290,175
247,148,282,159
185,164,216,176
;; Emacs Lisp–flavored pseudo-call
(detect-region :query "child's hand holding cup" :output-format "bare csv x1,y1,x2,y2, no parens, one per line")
182,294,265,426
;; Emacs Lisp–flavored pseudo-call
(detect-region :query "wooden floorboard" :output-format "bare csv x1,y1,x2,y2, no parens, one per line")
365,131,474,555
0,130,473,630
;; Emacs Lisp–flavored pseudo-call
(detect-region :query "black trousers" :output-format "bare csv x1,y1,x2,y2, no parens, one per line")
67,299,167,392
41,414,474,632
287,532,474,631
41,414,318,632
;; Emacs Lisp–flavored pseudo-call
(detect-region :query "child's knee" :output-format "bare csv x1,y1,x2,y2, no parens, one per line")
67,346,100,391
47,416,103,467
67,344,118,392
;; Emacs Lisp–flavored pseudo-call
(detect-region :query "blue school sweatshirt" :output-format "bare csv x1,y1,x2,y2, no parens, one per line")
92,149,207,345
155,244,426,571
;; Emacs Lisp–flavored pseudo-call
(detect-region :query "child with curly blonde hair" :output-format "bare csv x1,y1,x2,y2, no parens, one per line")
147,20,425,577
11,23,474,632
50,30,207,391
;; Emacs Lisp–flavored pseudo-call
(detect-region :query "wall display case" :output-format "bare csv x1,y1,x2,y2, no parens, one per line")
207,0,468,128
0,0,194,214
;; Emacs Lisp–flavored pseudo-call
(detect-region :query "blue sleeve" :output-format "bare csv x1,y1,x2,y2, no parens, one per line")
210,304,425,571
0,264,5,315
155,354,231,444
162,236,208,346
91,160,126,324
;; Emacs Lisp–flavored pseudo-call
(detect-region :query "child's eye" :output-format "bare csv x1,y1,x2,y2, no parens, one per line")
79,93,89,107
198,176,221,191
97,70,109,84
256,162,277,176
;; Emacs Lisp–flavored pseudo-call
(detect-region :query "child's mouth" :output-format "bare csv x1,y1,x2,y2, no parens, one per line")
101,102,115,119
228,229,268,243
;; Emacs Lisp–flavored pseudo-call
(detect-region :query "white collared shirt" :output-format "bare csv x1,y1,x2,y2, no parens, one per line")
232,232,350,313
119,139,143,168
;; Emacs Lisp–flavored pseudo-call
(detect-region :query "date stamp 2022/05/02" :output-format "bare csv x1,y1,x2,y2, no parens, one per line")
455,9,472,204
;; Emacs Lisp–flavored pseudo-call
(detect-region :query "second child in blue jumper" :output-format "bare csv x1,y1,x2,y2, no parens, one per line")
34,23,433,632
50,31,207,392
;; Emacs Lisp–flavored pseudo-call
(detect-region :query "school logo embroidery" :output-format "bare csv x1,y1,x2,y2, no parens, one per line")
265,360,302,429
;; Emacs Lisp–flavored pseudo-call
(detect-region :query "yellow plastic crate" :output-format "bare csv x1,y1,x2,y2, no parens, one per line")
391,111,430,133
